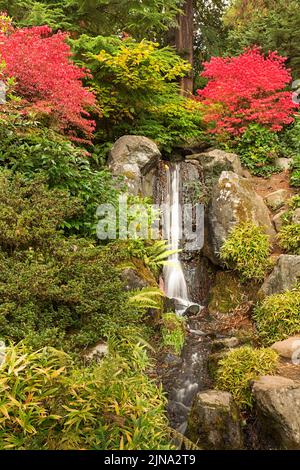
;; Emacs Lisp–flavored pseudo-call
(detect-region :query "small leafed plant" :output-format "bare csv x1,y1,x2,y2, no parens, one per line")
216,346,278,408
235,124,281,176
220,221,271,281
254,287,300,345
278,223,300,255
161,313,185,355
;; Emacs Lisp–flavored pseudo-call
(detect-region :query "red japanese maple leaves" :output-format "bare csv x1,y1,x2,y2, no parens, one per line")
0,25,96,141
196,47,298,135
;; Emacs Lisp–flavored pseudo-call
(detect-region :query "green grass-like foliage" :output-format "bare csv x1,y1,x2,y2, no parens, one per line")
216,346,278,408
0,341,172,450
254,287,300,345
161,313,185,355
278,223,300,255
220,221,271,281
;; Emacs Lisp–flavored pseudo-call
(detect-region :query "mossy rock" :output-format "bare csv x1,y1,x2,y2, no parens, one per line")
131,258,158,287
208,271,243,314
208,351,228,382
186,390,244,450
208,271,258,314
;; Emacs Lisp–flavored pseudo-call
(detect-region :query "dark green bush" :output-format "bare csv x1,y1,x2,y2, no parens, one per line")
216,346,278,408
254,287,300,345
220,221,272,281
235,124,280,176
0,110,121,235
279,117,300,187
0,170,81,252
0,171,143,351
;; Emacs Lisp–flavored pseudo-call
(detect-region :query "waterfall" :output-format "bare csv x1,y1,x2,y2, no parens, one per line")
163,164,189,305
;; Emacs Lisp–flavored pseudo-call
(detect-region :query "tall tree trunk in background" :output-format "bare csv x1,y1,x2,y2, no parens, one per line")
175,0,194,95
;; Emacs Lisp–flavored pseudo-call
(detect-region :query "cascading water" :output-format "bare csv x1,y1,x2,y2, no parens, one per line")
159,162,210,435
163,164,189,305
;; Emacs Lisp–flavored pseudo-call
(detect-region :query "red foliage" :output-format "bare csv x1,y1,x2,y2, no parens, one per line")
196,48,298,135
0,25,96,141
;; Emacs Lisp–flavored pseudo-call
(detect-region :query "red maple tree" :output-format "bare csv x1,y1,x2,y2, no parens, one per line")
196,47,298,135
0,25,96,141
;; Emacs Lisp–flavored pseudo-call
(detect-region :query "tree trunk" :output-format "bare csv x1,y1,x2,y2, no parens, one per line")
175,0,194,95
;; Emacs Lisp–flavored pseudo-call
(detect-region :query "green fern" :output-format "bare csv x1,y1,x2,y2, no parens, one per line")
144,240,180,275
129,287,165,310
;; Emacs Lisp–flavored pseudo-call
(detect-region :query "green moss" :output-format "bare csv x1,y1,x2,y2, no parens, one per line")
216,346,278,408
208,271,252,314
132,258,158,286
254,287,300,345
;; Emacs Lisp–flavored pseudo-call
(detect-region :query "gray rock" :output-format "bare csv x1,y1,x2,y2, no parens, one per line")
273,210,287,232
211,337,239,352
186,390,243,449
204,171,275,265
265,189,289,211
186,149,243,189
83,341,108,362
120,268,149,291
108,135,161,195
252,375,300,449
275,157,292,171
292,208,300,224
260,255,300,296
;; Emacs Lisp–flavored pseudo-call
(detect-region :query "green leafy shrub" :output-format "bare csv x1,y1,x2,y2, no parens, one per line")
291,154,300,187
161,313,185,355
279,116,300,187
0,110,121,235
235,124,281,176
72,36,205,153
220,221,271,281
216,346,278,408
0,342,172,450
0,171,144,351
0,170,82,252
254,287,300,345
276,196,300,255
278,223,300,255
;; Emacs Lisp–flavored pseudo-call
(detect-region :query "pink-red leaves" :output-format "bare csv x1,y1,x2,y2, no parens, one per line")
0,25,96,141
196,47,298,135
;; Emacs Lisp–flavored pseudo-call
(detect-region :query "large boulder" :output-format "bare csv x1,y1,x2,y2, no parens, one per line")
260,255,300,297
186,149,243,190
186,390,243,450
204,171,275,264
108,135,161,195
265,189,289,211
252,375,300,449
273,210,286,232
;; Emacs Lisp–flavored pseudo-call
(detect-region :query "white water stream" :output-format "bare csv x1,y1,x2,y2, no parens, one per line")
163,164,189,311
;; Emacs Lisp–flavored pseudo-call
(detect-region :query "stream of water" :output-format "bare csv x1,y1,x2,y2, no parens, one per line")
161,163,211,434
163,164,189,304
